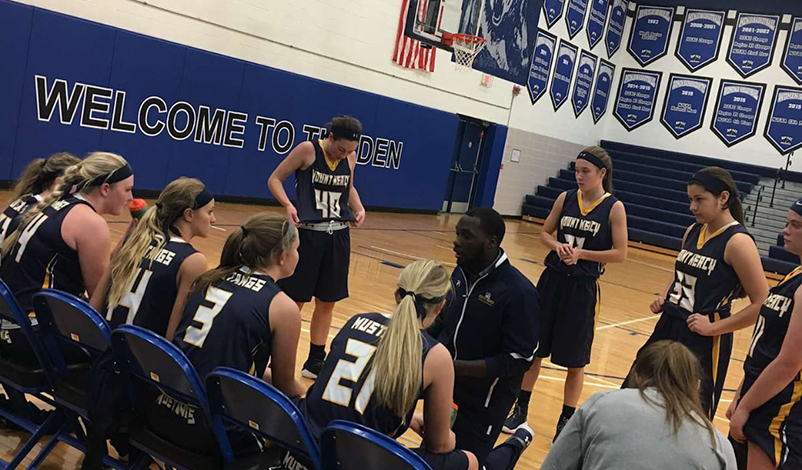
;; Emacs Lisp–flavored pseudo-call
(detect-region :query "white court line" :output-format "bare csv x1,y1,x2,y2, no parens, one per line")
538,375,618,390
368,246,456,267
625,257,674,273
597,315,659,330
211,225,227,231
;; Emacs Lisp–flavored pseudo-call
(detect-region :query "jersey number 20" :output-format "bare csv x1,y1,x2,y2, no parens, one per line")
322,338,377,414
315,189,342,219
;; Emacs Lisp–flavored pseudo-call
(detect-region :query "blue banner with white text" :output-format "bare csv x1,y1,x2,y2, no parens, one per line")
765,86,802,155
727,13,780,78
528,29,557,104
676,9,725,72
614,69,662,131
572,50,598,117
550,40,578,110
592,59,615,123
782,18,802,85
605,0,628,59
586,0,608,50
566,0,588,39
628,5,675,67
711,80,766,147
661,74,712,139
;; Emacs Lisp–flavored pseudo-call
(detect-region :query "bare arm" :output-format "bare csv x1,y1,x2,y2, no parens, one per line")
267,141,315,225
688,233,769,336
165,253,208,341
268,293,305,398
65,207,110,298
90,267,111,313
573,201,628,264
731,286,802,441
346,153,366,227
422,344,457,453
540,191,568,254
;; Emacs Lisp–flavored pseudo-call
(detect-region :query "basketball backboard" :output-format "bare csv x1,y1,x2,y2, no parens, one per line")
405,0,484,51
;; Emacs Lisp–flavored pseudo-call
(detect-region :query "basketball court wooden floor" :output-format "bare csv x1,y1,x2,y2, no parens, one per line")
0,195,760,469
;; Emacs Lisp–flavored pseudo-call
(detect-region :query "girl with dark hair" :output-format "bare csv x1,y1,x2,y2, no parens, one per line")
267,115,366,379
625,167,768,419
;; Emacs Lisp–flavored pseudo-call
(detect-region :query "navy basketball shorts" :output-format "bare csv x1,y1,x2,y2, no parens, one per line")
535,268,600,368
742,373,802,469
623,312,732,419
278,227,350,303
413,447,470,470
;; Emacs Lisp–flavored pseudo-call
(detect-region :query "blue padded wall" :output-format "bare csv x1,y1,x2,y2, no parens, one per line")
0,0,491,212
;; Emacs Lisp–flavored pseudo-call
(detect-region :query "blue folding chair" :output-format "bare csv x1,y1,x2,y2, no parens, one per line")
206,367,321,469
0,280,69,469
320,420,432,470
32,290,127,470
111,325,224,470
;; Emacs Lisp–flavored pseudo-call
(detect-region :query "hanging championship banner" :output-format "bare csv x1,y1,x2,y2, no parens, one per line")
765,86,802,155
550,40,578,111
627,5,675,67
660,74,712,139
528,29,558,105
782,17,802,85
614,68,663,131
727,13,780,78
566,0,589,39
592,59,615,123
572,50,598,117
675,9,726,72
605,0,628,59
587,0,609,50
711,80,766,147
543,0,566,29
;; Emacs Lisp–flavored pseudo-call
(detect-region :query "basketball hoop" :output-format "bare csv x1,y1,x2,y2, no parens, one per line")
443,33,487,72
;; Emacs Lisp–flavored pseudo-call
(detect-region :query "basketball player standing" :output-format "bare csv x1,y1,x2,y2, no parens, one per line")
268,116,365,378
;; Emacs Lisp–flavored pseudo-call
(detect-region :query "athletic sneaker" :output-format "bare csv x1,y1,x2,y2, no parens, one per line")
302,355,325,379
510,423,534,450
502,402,528,434
553,415,571,442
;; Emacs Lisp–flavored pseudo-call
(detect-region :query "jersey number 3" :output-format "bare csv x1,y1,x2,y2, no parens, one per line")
322,339,377,414
315,189,341,219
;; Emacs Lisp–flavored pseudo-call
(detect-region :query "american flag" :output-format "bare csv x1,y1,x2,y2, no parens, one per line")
393,0,438,72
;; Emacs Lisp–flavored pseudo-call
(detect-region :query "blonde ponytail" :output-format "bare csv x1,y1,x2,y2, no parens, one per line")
106,177,207,312
1,152,129,259
371,260,451,417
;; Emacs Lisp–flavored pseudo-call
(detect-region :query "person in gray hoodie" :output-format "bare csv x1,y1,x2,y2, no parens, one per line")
541,340,737,470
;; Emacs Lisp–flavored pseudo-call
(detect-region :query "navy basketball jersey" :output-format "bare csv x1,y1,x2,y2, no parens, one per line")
174,268,282,380
106,237,198,336
0,195,92,314
0,194,41,246
663,222,752,321
545,190,617,278
303,312,436,438
745,267,802,378
295,139,353,223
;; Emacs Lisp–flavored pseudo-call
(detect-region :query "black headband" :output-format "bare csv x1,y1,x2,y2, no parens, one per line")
194,187,214,209
330,125,361,142
689,171,730,195
577,151,605,170
791,198,802,217
87,164,133,187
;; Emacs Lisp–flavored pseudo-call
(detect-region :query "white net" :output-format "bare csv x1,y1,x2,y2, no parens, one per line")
452,34,486,71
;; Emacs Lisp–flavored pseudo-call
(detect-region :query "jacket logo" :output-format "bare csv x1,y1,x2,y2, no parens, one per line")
478,292,494,306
